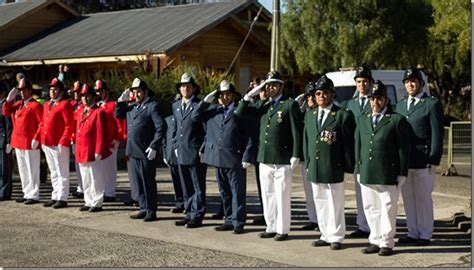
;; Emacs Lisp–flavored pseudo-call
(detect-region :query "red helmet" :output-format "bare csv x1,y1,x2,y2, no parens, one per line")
49,77,65,91
73,81,82,92
80,84,96,95
95,79,109,92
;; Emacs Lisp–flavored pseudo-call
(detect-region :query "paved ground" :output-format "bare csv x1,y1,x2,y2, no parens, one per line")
0,164,471,268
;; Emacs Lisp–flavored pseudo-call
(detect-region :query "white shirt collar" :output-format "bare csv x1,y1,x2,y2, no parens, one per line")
318,103,333,114
271,94,282,104
372,106,387,117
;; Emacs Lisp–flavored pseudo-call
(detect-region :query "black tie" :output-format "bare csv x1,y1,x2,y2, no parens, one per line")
372,114,381,127
318,110,325,128
408,97,415,111
360,97,366,111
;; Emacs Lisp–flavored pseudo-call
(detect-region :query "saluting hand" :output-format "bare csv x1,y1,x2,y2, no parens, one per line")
244,82,265,101
203,90,218,103
295,93,305,107
6,87,18,102
118,88,130,102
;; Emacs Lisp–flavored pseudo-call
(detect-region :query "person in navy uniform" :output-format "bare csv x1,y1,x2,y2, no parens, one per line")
395,68,444,246
116,78,167,222
356,80,410,256
194,80,256,234
172,73,207,228
340,64,374,238
0,82,12,201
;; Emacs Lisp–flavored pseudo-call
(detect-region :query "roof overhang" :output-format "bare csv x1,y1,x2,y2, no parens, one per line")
0,53,167,66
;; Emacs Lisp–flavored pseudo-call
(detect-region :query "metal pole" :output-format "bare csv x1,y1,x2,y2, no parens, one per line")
270,0,280,72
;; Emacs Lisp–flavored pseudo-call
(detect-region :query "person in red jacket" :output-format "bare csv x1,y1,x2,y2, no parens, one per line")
95,79,120,202
34,78,74,209
2,78,43,204
70,81,84,198
75,84,110,212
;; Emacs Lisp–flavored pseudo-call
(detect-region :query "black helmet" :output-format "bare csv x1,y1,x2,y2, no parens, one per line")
367,80,387,98
304,81,316,97
354,63,374,82
403,68,425,86
314,75,334,91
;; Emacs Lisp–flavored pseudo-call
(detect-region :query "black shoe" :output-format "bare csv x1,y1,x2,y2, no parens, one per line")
43,200,57,207
378,247,394,256
252,216,266,226
258,232,277,238
123,200,135,206
398,235,417,245
274,234,288,241
170,206,185,213
103,196,116,202
130,211,147,219
175,218,190,226
72,191,84,199
211,212,224,220
79,206,90,211
52,201,67,209
301,222,318,230
233,225,244,234
330,242,343,250
416,238,431,246
311,239,330,247
15,198,26,203
185,219,202,228
89,207,102,212
361,244,380,254
24,199,39,205
143,212,157,222
214,224,234,231
348,229,370,238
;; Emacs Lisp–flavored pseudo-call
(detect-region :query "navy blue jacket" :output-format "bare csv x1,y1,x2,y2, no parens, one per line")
163,115,178,166
172,96,206,165
0,100,12,150
194,102,256,169
116,98,167,159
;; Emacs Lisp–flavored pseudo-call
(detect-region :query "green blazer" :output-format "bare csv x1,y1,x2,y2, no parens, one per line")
395,93,444,168
340,96,371,124
235,96,302,165
355,110,410,185
303,104,355,184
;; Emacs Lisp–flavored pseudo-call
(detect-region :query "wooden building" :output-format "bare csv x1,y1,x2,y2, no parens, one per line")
0,0,273,92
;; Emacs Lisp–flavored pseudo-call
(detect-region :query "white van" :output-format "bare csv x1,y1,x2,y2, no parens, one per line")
325,69,429,105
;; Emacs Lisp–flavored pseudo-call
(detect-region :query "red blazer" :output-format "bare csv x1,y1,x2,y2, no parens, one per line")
70,100,83,143
75,104,111,163
2,98,43,149
35,99,74,146
99,100,120,145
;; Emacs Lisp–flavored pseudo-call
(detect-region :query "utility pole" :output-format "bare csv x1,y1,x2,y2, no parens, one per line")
270,0,280,72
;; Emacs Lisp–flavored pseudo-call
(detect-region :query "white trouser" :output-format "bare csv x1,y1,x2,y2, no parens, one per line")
42,145,70,201
72,144,83,193
15,149,40,200
353,172,370,232
79,160,105,208
127,160,138,201
359,175,404,248
401,168,435,240
259,163,292,235
301,165,317,223
103,148,118,197
312,181,345,243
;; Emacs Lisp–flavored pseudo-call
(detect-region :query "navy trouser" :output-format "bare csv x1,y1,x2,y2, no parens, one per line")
0,150,12,199
178,163,207,221
169,164,184,209
216,167,246,227
130,157,157,214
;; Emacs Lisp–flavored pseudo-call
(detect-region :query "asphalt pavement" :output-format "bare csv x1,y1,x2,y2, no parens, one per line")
0,163,471,268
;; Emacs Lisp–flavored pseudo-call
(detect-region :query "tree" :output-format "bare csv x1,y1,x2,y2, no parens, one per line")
280,0,433,75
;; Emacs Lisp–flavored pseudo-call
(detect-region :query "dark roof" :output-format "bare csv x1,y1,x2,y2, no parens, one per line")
1,0,265,62
0,0,48,29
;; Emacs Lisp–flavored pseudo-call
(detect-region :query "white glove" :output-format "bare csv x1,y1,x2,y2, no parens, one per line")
429,165,437,175
248,82,265,97
5,144,12,154
118,88,130,102
163,158,169,167
6,87,18,102
203,90,217,103
396,175,407,187
31,139,39,149
198,152,204,163
95,153,102,161
145,147,156,160
290,157,300,170
295,93,305,106
174,149,178,158
242,162,252,169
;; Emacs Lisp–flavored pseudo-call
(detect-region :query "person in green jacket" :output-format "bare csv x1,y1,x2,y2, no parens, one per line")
395,68,444,246
235,71,302,241
356,80,410,256
303,75,355,250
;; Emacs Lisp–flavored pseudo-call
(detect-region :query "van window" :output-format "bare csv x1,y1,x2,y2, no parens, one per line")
386,85,397,105
335,85,398,105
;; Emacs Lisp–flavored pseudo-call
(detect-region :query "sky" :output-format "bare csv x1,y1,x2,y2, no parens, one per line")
258,0,273,13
